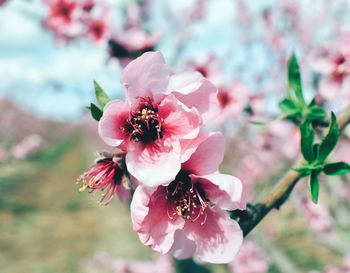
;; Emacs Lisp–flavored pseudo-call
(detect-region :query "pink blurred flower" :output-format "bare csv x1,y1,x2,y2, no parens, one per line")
212,82,250,124
43,0,111,43
43,0,83,41
0,0,8,6
309,34,350,103
85,17,110,43
11,134,44,159
130,133,245,263
229,240,269,273
108,29,161,67
247,94,268,122
334,138,350,163
78,0,95,12
323,257,350,273
186,54,224,85
266,120,300,160
300,196,333,235
77,151,131,205
99,52,217,186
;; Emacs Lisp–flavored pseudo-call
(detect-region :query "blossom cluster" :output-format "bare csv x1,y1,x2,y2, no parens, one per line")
42,0,111,43
77,51,246,263
42,0,160,66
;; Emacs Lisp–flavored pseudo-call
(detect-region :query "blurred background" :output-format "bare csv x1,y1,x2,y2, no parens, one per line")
0,0,350,273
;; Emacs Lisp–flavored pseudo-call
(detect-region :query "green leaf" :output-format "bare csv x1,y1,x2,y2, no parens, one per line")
278,98,300,118
307,105,326,121
89,103,103,121
300,121,314,162
317,112,339,163
308,98,316,107
309,171,319,204
293,166,312,176
324,162,350,176
94,81,111,109
287,53,305,105
313,144,320,161
279,98,297,112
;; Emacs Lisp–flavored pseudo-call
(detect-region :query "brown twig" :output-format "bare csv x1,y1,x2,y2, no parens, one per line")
234,107,350,237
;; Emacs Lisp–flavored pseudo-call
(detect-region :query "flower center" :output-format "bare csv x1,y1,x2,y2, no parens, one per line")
333,55,350,79
218,89,233,108
165,171,212,225
77,153,127,205
123,97,163,143
56,2,73,20
90,21,105,39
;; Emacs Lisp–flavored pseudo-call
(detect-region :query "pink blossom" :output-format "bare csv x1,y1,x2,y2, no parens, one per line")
322,257,350,273
130,133,245,263
43,0,111,43
229,240,269,273
99,52,217,186
77,152,131,205
85,17,110,43
247,94,268,122
81,2,112,43
108,29,161,67
266,120,300,160
212,82,250,124
11,134,44,159
43,0,83,42
334,138,350,163
0,0,8,6
300,196,333,235
309,34,350,103
186,54,224,85
78,0,95,12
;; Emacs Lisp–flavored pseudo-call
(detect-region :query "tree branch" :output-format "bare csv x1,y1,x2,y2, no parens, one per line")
233,107,350,237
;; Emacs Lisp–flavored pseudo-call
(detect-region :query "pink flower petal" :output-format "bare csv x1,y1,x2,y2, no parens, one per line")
180,133,210,163
319,78,342,100
308,52,337,75
98,100,130,147
168,230,197,260
184,207,243,263
196,173,245,210
130,186,185,254
159,94,201,140
126,140,182,187
167,72,218,117
130,186,154,231
182,132,225,176
121,51,170,103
